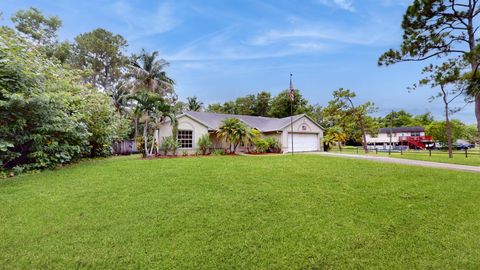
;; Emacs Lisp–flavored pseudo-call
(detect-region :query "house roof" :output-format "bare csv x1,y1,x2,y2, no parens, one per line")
180,111,315,132
379,126,424,133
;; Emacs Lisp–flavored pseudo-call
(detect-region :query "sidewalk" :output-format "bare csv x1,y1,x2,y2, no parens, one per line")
311,152,480,173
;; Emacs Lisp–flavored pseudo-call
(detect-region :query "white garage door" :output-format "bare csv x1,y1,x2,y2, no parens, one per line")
287,133,319,152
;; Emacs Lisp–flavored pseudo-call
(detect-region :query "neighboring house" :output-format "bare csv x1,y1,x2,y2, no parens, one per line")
365,126,433,150
157,111,324,153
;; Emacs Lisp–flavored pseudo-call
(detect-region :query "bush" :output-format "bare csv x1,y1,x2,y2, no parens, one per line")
161,136,180,156
182,150,188,156
197,134,213,155
264,137,281,152
255,139,269,153
213,149,225,156
0,28,125,173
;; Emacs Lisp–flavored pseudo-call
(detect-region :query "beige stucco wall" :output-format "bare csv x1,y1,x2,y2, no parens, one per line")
280,116,324,152
157,115,209,154
157,115,323,154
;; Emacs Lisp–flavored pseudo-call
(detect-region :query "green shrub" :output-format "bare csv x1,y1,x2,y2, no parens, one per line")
197,134,213,155
213,149,225,156
264,137,281,152
255,139,269,153
182,150,188,156
161,136,180,156
0,27,124,173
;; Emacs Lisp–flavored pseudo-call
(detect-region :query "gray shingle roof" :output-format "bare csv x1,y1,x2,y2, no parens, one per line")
379,126,424,133
183,111,306,132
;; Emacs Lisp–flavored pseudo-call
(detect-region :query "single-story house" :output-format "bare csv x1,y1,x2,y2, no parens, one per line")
365,126,433,150
157,111,324,153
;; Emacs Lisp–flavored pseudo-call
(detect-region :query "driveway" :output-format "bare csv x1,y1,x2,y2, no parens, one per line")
310,152,480,173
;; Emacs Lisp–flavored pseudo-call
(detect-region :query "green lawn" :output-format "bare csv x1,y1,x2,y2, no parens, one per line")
330,148,480,166
1,155,480,269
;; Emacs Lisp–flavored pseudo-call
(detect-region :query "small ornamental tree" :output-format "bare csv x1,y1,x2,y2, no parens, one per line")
218,118,248,153
197,134,213,155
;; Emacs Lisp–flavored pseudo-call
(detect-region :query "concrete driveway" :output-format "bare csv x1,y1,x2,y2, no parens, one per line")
309,152,480,173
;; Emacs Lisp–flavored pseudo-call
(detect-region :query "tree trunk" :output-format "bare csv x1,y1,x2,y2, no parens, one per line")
467,13,480,136
143,119,148,158
476,96,480,138
134,117,139,138
444,96,453,158
359,117,368,153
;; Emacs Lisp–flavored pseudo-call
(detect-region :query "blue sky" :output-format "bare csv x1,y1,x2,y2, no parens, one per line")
1,0,476,123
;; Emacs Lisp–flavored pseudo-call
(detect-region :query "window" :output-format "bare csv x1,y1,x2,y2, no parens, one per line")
177,130,193,148
411,132,420,137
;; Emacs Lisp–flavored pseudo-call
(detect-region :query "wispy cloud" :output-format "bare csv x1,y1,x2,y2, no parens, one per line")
316,0,355,12
112,1,179,39
249,25,392,47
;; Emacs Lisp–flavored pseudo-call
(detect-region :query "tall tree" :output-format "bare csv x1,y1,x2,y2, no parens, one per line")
254,91,271,116
326,89,377,153
127,49,175,138
128,49,174,98
11,7,72,64
128,91,171,157
73,28,127,90
268,89,309,118
235,95,256,115
11,7,61,46
206,103,224,113
415,58,469,157
186,96,203,111
378,0,480,136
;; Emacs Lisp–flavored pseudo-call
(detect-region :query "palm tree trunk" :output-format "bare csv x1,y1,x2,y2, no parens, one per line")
143,118,148,157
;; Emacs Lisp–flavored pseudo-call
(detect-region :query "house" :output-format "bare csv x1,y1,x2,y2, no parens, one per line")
365,126,433,150
157,111,324,153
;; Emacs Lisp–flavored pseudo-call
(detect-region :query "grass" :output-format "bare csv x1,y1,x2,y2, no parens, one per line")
329,147,480,166
1,155,480,269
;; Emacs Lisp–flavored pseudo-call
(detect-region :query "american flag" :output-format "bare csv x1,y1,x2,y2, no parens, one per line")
289,74,294,101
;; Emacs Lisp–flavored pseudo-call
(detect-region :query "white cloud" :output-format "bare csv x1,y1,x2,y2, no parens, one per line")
112,1,179,39
317,0,355,12
249,26,390,47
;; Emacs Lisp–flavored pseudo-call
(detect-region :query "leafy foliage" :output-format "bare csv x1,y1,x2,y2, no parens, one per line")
0,27,125,174
197,134,213,155
217,118,249,153
186,96,203,111
72,28,128,90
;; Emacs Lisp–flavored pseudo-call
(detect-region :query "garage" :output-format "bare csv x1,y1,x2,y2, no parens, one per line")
286,133,319,152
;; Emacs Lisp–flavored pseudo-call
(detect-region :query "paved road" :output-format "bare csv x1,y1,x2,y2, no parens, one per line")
310,152,480,173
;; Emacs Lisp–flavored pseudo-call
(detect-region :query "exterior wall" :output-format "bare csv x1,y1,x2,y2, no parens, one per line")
365,131,426,144
157,115,209,154
157,115,323,154
280,117,324,152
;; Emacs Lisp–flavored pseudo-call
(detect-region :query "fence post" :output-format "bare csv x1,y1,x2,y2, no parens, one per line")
400,147,403,155
357,147,359,154
375,148,378,155
429,149,431,157
465,148,468,158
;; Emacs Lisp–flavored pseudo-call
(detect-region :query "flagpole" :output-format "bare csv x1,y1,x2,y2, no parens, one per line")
290,73,294,156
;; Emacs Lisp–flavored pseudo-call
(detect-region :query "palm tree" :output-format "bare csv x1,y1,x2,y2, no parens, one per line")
109,81,131,114
325,126,348,151
217,118,248,153
128,49,175,96
186,96,203,111
127,49,176,148
128,91,171,157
